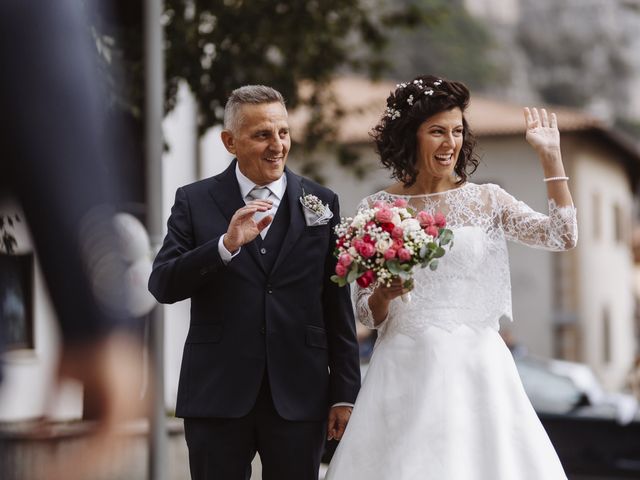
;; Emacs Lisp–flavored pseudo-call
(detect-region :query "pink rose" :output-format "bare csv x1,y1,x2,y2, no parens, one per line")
434,212,446,228
391,226,404,239
425,225,439,238
335,263,347,277
359,242,376,258
393,198,408,208
375,207,393,223
384,248,397,260
398,248,412,262
417,211,434,227
339,253,353,267
356,270,376,288
392,238,404,250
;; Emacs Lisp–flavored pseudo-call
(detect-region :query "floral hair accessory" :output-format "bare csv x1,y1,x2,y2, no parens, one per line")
300,191,333,226
385,106,401,120
384,78,443,121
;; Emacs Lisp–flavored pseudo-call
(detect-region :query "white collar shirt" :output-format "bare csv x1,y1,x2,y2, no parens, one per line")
235,164,287,238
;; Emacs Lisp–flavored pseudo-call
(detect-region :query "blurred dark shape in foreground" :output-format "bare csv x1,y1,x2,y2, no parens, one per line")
0,0,147,478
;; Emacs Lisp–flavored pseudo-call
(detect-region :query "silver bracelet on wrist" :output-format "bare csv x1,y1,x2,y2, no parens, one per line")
543,176,569,183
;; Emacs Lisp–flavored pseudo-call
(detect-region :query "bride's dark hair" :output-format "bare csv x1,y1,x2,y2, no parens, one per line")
371,75,480,187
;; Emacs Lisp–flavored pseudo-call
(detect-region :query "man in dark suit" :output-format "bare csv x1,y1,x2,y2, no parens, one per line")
148,85,360,480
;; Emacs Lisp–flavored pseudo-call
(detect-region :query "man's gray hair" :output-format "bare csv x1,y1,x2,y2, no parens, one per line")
223,85,286,132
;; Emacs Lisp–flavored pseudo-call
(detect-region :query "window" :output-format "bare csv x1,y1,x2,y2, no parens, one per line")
592,192,601,241
0,253,34,350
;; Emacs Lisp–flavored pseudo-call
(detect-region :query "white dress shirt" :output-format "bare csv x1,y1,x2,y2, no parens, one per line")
218,165,287,262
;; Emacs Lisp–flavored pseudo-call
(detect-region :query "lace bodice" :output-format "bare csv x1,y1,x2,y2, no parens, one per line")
355,183,577,337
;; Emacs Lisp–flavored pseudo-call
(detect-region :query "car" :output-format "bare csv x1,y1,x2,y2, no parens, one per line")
515,355,640,478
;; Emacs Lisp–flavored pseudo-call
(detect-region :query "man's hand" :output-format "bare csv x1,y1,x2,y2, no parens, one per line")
223,200,273,252
327,405,353,441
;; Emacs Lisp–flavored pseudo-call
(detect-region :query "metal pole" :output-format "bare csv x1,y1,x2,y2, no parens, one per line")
144,0,166,479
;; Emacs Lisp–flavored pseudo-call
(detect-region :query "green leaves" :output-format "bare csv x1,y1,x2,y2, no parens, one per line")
330,275,348,287
346,267,360,284
439,228,454,246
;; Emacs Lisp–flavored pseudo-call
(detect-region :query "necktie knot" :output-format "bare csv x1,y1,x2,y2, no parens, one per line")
248,186,271,201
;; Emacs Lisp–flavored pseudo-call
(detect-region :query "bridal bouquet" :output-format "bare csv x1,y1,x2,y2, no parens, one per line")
330,198,453,298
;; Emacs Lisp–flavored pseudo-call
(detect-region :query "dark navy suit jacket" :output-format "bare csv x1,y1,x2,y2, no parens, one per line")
149,161,360,421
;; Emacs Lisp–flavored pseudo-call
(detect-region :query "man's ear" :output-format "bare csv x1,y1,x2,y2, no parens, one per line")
220,129,236,155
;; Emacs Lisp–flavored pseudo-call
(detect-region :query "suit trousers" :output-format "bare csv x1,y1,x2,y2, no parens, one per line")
183,374,327,480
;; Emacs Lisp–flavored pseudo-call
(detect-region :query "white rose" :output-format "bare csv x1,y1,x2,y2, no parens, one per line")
375,237,393,254
401,218,421,233
351,213,367,229
391,213,401,225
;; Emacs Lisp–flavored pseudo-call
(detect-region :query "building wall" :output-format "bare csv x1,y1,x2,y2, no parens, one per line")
572,147,635,389
160,83,232,411
288,144,385,218
0,200,82,421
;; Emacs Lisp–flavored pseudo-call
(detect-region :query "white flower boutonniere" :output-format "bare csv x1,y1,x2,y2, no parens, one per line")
300,192,333,226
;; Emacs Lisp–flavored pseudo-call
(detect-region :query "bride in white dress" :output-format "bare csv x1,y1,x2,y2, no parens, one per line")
325,75,577,480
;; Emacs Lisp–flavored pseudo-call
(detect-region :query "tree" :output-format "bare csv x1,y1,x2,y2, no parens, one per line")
385,0,501,91
89,1,453,181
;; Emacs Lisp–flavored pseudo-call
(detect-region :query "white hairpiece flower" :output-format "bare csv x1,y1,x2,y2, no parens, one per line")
424,89,434,96
407,95,414,106
433,79,442,86
385,106,401,120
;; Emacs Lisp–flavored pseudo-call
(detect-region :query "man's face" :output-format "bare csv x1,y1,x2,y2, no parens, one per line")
221,102,291,186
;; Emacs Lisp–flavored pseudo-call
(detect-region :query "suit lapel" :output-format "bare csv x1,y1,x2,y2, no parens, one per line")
208,159,266,273
270,168,305,276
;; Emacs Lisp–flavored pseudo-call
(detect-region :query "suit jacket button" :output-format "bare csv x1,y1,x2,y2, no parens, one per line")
260,326,266,334
260,247,267,254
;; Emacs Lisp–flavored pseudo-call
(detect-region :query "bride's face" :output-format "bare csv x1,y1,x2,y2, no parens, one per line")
415,108,464,181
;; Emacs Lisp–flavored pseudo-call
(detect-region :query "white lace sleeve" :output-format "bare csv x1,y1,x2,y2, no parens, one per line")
351,196,390,330
492,184,578,251
353,283,377,329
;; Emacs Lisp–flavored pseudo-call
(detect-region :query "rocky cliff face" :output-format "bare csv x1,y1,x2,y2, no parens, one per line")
468,0,640,125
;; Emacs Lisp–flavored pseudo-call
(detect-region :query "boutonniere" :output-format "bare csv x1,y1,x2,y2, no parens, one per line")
299,191,333,226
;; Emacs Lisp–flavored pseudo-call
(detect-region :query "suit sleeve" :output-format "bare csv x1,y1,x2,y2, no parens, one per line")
148,187,225,304
323,194,361,405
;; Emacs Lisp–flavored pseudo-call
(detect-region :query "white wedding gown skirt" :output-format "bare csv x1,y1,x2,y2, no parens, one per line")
325,324,567,480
